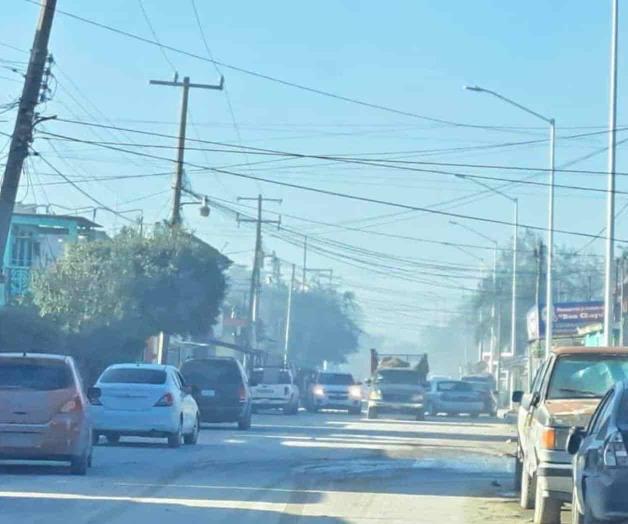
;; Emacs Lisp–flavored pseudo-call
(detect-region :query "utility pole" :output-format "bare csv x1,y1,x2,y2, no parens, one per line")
302,236,308,290
621,256,626,346
237,195,281,349
532,241,545,389
150,74,223,226
283,264,296,366
604,0,619,346
0,0,57,284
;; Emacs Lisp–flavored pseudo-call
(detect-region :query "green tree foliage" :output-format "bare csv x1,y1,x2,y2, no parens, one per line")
25,227,230,380
32,227,230,338
0,306,62,352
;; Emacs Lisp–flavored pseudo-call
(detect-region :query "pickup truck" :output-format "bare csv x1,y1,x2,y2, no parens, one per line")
249,367,299,415
513,346,628,524
367,367,426,420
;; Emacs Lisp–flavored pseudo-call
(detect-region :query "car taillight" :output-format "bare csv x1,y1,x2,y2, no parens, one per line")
154,392,174,407
603,432,628,467
540,427,557,450
239,386,247,401
59,396,82,413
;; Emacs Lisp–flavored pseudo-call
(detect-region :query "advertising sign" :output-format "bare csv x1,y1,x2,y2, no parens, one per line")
526,301,604,341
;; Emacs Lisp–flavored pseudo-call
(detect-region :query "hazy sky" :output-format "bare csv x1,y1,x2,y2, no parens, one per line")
1,0,626,345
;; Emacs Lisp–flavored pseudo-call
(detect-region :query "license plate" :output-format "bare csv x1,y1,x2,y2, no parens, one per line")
0,433,40,448
201,389,215,397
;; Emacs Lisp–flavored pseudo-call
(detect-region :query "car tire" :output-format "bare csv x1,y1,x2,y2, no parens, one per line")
70,450,89,476
470,412,480,419
415,410,425,421
349,406,361,415
105,433,120,445
520,462,536,510
168,420,183,448
367,406,378,419
238,410,252,430
184,416,200,445
534,481,561,524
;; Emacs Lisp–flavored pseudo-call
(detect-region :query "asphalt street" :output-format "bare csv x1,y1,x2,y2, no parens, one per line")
0,411,555,524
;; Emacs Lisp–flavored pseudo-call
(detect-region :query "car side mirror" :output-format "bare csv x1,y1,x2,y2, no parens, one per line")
512,390,524,403
566,426,586,455
530,391,540,408
87,386,101,403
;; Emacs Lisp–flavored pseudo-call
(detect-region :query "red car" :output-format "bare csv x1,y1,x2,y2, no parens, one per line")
0,353,94,474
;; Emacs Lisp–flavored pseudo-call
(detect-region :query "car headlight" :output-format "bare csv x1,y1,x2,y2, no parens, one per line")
313,385,325,397
369,389,382,400
349,386,362,399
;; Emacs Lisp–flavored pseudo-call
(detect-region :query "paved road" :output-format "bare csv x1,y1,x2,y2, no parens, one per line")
0,411,548,524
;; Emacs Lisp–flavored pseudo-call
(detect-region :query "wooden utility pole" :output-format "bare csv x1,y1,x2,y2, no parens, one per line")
237,195,281,349
0,0,57,282
302,236,308,290
149,75,223,225
283,263,296,366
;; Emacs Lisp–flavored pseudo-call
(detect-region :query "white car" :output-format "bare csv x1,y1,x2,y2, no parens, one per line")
90,363,200,447
250,367,299,414
306,371,362,415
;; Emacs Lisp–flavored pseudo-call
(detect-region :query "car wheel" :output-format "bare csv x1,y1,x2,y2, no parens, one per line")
470,412,480,419
105,433,120,445
184,416,200,445
415,410,425,421
367,406,378,419
534,481,561,524
520,462,536,510
70,450,89,476
238,410,252,430
168,420,183,448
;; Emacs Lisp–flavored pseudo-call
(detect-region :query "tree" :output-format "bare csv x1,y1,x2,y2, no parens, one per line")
0,306,62,352
31,227,230,365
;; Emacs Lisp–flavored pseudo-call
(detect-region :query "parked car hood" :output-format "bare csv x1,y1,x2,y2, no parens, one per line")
542,398,601,427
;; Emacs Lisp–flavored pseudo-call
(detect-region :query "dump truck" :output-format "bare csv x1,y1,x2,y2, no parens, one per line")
366,349,429,420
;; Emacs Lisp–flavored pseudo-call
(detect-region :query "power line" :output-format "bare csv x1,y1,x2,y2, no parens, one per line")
28,129,628,243
137,0,177,72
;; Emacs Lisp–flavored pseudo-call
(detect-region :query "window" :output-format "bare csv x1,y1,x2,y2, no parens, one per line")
547,355,628,399
251,369,292,385
180,359,242,387
375,369,421,385
318,373,354,385
10,231,35,267
0,360,73,391
437,381,473,392
100,368,167,385
588,389,614,436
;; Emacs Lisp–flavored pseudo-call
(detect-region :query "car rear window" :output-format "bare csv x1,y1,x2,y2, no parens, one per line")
251,369,291,385
100,368,167,385
180,359,242,387
0,360,73,390
437,381,473,392
318,373,354,385
547,355,628,399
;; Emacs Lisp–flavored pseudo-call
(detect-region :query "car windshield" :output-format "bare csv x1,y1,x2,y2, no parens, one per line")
318,373,354,385
0,360,73,390
100,367,167,385
180,360,242,387
547,356,628,399
376,369,421,384
251,369,291,385
437,381,473,392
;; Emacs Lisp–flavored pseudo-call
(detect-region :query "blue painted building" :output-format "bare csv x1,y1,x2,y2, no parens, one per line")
1,210,102,304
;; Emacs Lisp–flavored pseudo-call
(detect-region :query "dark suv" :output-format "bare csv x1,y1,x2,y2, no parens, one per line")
180,357,252,430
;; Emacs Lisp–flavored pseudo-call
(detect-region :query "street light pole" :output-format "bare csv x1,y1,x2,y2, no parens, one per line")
603,0,619,346
465,85,554,356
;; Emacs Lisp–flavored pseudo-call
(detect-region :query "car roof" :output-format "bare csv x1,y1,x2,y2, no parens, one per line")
551,346,628,356
105,363,172,371
0,352,70,362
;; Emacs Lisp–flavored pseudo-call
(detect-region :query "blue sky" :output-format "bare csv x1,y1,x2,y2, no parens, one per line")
1,0,626,349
